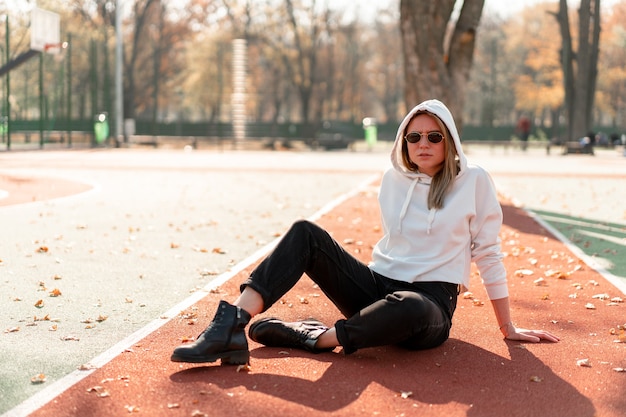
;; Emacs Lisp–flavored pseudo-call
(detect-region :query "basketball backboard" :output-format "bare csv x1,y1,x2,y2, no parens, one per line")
30,7,61,53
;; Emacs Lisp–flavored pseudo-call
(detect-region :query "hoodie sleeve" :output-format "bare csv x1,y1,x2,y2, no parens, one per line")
470,169,509,300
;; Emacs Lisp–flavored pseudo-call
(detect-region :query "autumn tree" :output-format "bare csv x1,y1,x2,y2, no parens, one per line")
595,0,626,128
495,3,564,135
282,0,331,125
551,0,601,141
465,15,514,127
400,0,485,128
360,10,404,123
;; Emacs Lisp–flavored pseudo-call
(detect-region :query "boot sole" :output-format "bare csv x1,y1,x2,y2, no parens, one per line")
170,350,250,365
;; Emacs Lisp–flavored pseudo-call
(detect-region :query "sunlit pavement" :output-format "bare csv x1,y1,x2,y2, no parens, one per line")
0,143,625,415
465,145,626,290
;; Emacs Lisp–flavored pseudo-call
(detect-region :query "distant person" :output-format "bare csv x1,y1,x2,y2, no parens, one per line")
170,99,559,366
579,131,595,154
516,115,531,151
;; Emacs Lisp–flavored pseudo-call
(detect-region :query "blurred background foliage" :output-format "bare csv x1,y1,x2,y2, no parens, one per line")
1,0,625,143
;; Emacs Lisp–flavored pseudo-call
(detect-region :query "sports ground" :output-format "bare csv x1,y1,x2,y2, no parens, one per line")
1,143,625,417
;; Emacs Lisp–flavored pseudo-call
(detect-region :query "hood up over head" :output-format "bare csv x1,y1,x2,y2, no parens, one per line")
388,99,468,234
390,99,467,178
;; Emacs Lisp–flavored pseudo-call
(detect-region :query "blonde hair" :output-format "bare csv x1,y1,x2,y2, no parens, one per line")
401,111,460,209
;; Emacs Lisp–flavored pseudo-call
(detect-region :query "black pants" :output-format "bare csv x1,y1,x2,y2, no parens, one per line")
241,220,458,354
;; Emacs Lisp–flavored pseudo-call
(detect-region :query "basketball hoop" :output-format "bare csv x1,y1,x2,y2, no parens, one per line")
44,42,68,55
31,8,61,53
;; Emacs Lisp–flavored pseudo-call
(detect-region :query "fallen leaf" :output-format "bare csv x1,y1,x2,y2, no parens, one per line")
30,374,46,384
236,364,251,373
545,270,569,279
4,327,20,333
34,299,44,308
86,386,110,397
592,293,610,300
49,288,62,297
472,299,484,307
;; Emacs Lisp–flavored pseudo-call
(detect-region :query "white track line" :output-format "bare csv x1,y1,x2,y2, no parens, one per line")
2,173,380,417
503,193,626,296
527,210,626,296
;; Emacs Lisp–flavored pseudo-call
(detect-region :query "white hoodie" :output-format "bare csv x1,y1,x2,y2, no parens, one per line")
369,99,509,300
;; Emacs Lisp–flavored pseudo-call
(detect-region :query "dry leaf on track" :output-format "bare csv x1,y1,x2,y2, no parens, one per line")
30,374,46,384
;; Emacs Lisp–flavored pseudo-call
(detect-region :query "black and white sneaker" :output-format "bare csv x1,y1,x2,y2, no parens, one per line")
248,317,334,353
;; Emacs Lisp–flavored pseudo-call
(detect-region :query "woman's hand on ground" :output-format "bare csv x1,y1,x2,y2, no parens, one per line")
503,324,560,343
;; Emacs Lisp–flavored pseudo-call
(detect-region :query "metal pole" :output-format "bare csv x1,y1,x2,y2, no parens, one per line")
67,32,72,147
5,15,10,149
232,39,246,149
39,50,44,148
115,0,124,145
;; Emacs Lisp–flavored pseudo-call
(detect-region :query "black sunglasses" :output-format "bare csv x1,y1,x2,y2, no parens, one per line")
404,131,444,144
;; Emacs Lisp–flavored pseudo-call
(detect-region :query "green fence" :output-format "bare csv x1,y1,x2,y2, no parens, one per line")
2,119,622,145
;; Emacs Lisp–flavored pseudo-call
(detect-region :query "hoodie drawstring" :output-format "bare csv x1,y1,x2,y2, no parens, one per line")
397,178,437,235
426,208,436,235
397,178,418,232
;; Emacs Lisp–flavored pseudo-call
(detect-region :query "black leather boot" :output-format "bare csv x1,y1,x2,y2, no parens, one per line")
171,300,251,365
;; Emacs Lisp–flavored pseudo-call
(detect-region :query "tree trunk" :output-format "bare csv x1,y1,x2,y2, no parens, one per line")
553,0,601,140
125,0,158,120
400,0,484,129
284,0,317,125
554,0,576,141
